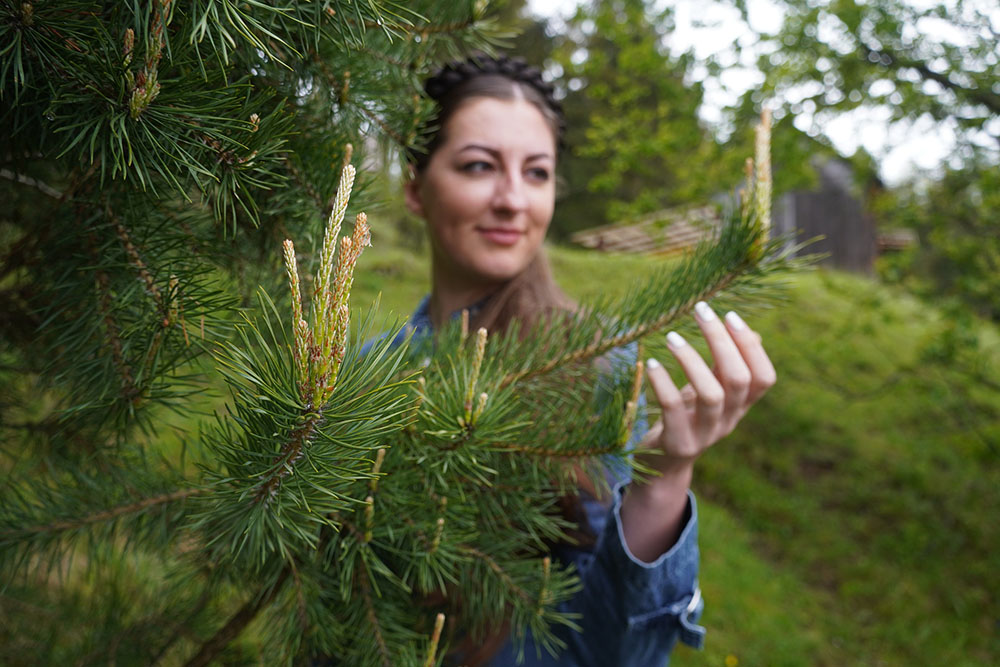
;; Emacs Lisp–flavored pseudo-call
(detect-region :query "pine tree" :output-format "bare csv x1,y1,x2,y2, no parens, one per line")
1,2,799,664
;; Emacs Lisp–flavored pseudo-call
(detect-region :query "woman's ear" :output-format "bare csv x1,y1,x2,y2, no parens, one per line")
403,166,424,218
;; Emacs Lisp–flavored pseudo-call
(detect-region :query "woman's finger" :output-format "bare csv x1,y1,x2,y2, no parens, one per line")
666,331,725,440
694,301,752,414
724,311,777,404
644,358,693,444
680,383,697,411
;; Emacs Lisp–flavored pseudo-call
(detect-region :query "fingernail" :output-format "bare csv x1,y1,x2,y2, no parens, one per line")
666,331,687,348
725,311,747,331
646,358,661,369
694,301,716,322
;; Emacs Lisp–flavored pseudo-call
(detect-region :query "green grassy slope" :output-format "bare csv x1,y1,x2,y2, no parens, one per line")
355,235,999,665
677,271,999,666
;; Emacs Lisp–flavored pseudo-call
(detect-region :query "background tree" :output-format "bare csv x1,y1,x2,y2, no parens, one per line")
731,0,999,157
548,0,714,237
488,0,553,67
539,0,837,239
874,159,1000,321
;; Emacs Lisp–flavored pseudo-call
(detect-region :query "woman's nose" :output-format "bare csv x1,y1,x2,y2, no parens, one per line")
491,173,528,214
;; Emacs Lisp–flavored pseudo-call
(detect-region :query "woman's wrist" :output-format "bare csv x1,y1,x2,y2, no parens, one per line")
628,460,694,507
619,462,694,562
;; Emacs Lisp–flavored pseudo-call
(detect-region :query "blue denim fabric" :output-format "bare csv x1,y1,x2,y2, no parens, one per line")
392,296,706,665
487,485,703,666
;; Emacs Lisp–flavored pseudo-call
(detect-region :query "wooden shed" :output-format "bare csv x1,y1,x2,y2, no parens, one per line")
772,159,877,274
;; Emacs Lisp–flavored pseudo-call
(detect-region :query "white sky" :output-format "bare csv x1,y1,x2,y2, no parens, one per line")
526,0,997,185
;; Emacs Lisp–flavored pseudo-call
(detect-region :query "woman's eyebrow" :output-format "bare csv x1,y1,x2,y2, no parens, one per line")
456,144,553,162
457,143,499,157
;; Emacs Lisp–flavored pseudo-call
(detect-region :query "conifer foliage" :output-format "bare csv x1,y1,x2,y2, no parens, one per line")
1,2,795,664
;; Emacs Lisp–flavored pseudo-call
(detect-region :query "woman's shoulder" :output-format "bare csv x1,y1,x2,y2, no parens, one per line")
592,339,640,383
359,295,432,357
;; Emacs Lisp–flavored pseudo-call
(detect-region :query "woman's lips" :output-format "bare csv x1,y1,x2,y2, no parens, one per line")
478,227,524,246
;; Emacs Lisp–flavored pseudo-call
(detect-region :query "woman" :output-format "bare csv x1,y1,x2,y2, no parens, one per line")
402,55,776,665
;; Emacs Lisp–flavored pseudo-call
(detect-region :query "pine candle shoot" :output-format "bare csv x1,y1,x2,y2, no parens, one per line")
283,163,371,409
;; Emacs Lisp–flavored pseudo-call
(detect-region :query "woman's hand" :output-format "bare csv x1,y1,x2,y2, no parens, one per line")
641,300,776,475
619,301,775,561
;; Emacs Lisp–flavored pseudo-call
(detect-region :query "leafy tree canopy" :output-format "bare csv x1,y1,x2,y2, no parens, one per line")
723,0,999,169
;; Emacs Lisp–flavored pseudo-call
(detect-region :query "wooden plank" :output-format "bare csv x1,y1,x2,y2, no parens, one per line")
570,205,722,255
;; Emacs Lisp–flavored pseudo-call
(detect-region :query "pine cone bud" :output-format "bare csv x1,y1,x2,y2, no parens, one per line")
754,108,772,239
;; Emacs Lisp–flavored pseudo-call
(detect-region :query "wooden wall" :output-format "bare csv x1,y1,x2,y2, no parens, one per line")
773,160,877,274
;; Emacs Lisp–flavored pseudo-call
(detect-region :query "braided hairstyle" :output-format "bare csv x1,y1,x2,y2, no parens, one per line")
409,52,566,172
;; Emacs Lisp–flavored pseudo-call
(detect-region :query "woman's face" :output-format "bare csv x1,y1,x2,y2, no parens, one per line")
405,96,557,291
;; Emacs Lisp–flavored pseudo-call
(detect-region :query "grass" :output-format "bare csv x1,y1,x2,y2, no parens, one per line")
687,271,999,666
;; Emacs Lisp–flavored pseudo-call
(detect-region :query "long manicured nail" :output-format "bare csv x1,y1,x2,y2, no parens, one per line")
666,331,687,348
646,358,661,369
725,311,747,331
694,301,717,322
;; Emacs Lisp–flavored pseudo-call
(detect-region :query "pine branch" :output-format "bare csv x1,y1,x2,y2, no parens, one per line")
88,233,139,405
253,412,322,504
359,567,393,667
309,51,416,148
0,168,62,198
350,15,478,37
499,110,777,390
460,547,533,606
282,155,325,211
423,613,446,667
353,43,410,69
108,207,164,310
500,275,734,389
15,487,203,538
183,568,290,667
241,163,376,505
494,440,625,459
356,103,407,146
59,159,101,204
128,0,172,119
415,17,478,35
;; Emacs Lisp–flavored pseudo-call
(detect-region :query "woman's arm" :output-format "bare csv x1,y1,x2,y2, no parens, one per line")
620,302,776,562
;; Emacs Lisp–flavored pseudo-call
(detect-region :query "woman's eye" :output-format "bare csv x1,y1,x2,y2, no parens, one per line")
460,161,493,173
527,167,550,182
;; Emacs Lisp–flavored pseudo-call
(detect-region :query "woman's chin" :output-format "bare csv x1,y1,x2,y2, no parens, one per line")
466,258,532,285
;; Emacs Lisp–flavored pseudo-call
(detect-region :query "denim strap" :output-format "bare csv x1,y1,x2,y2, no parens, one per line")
679,585,706,649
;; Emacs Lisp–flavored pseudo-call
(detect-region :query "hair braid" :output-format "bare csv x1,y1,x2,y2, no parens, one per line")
425,53,564,138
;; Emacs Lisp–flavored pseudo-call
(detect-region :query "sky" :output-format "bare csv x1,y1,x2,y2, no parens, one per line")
525,0,996,185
